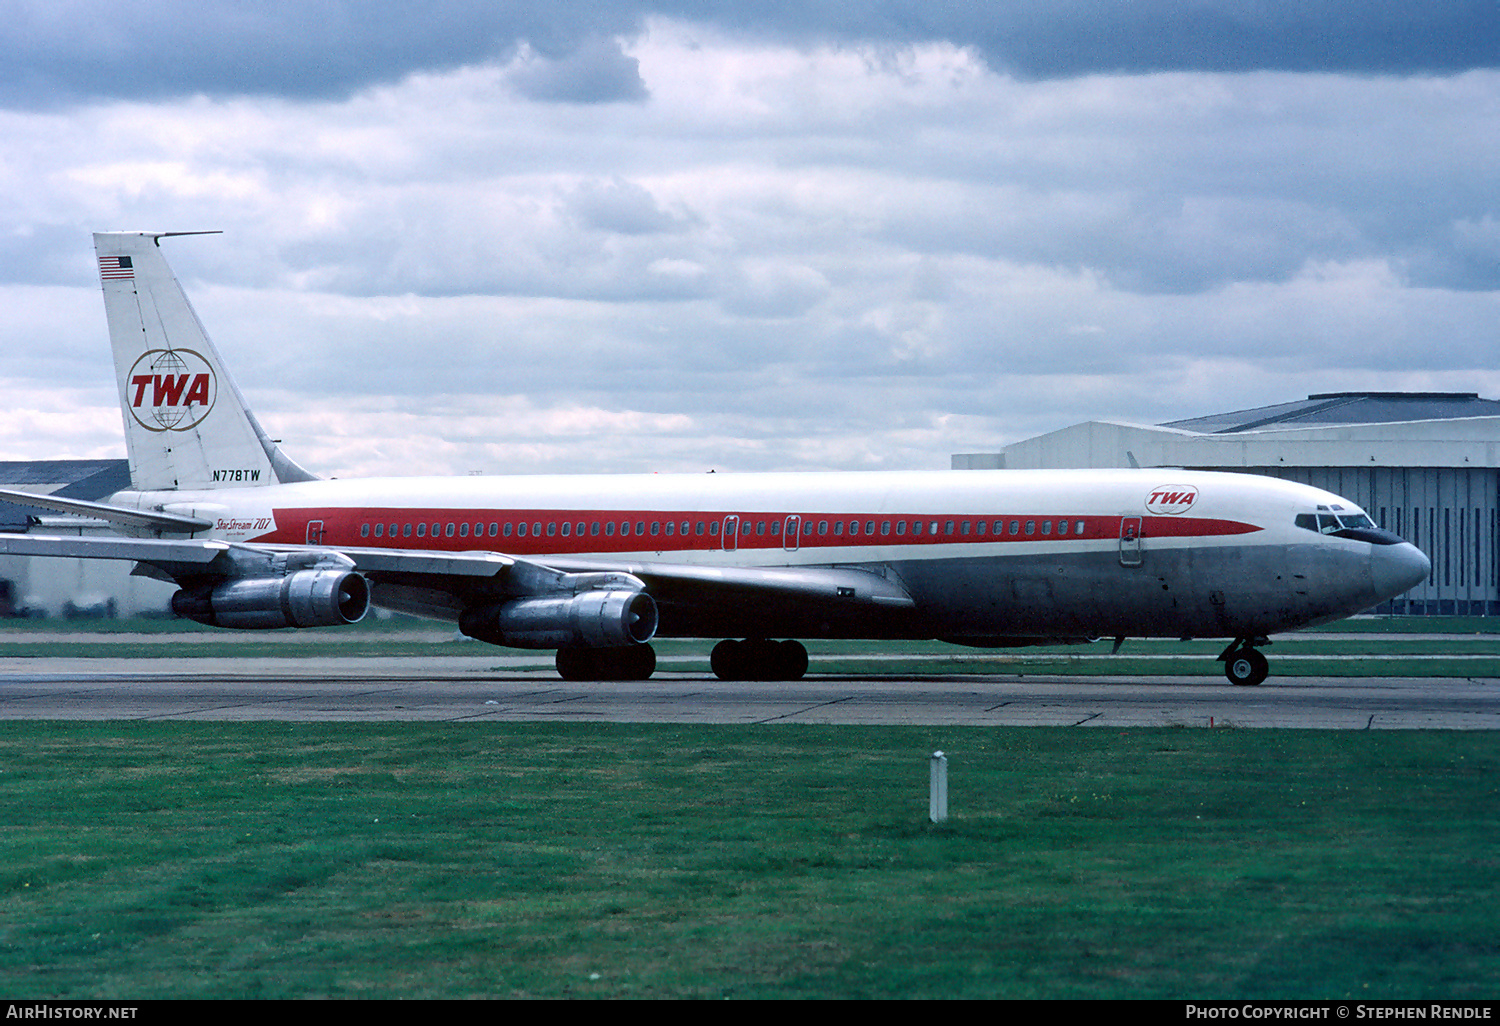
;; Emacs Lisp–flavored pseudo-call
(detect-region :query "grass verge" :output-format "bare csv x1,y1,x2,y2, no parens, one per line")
1,722,1496,999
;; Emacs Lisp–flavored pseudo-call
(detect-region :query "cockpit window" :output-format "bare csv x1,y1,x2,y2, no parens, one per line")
1297,510,1385,537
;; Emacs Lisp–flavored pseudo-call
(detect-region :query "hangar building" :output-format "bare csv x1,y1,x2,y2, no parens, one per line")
953,392,1500,616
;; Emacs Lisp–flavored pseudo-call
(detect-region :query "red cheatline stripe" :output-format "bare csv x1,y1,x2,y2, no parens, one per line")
258,506,1262,553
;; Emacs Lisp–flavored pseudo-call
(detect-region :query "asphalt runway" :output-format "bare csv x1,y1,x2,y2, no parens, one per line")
1,655,1496,728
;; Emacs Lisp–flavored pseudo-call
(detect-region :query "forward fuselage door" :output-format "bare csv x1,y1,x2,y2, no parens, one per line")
1119,516,1143,567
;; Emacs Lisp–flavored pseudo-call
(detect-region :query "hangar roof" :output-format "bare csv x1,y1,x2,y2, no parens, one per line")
954,392,1500,470
1165,393,1500,434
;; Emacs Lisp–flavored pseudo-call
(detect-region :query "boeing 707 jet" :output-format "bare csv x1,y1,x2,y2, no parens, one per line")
0,232,1431,685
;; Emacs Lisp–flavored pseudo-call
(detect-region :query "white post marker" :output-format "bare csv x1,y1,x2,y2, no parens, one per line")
929,751,948,823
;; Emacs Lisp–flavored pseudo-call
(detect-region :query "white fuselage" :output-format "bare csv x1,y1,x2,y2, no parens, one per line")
113,467,1430,642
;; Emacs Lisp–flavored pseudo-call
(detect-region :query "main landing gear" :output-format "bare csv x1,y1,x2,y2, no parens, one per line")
553,639,810,681
555,644,657,681
710,638,809,681
1218,638,1270,687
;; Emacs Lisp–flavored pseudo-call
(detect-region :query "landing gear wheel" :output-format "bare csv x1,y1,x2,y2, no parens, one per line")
1224,647,1269,686
555,644,656,681
710,638,809,681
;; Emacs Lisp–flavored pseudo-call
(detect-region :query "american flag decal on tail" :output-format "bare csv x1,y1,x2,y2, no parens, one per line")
99,255,134,280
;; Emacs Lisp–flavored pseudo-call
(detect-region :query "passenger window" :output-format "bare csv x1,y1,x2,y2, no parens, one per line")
561,522,571,537
1041,521,1051,535
417,523,427,538
651,521,660,536
1025,521,1035,536
1009,520,1020,535
881,521,891,535
605,522,615,537
459,523,469,538
403,523,412,538
518,522,528,537
590,522,600,536
363,524,373,538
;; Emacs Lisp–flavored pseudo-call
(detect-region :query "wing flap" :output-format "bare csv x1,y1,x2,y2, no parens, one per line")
540,557,915,607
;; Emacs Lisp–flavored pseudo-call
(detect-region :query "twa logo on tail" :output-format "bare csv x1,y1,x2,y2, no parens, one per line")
1146,485,1198,515
125,348,217,433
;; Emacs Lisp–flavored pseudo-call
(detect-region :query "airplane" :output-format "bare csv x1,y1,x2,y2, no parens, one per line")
0,231,1431,687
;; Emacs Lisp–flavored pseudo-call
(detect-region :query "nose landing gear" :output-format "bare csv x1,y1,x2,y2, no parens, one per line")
1219,638,1270,686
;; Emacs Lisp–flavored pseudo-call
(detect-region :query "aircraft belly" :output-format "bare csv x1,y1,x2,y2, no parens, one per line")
889,541,1370,640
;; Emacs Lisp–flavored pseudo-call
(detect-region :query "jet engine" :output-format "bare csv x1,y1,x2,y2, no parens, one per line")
172,569,370,629
459,590,658,650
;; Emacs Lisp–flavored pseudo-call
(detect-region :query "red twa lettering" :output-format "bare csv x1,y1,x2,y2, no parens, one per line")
131,373,211,407
153,374,188,406
184,373,210,406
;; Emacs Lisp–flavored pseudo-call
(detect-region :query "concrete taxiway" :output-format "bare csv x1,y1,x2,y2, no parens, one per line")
1,655,1496,728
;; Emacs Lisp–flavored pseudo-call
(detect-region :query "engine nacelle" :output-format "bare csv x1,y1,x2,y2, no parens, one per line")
459,590,658,650
172,569,370,629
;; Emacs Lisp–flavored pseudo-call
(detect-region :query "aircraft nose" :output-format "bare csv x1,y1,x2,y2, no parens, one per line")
1371,542,1430,601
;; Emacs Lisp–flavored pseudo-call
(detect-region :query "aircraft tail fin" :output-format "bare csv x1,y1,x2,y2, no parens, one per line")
94,232,317,492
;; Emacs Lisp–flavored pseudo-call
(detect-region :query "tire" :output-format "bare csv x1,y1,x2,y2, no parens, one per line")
1225,648,1269,686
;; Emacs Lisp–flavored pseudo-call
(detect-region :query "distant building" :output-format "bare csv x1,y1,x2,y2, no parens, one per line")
954,393,1500,615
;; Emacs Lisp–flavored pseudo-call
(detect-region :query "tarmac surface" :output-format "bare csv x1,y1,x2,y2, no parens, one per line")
1,655,1496,728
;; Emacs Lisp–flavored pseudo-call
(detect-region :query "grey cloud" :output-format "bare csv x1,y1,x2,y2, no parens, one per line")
4,1,1497,111
568,177,688,234
505,36,648,103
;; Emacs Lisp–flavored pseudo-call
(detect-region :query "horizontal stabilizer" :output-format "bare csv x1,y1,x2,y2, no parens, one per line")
0,488,212,533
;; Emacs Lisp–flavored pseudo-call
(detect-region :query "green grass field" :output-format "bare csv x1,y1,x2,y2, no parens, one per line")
1,721,1497,999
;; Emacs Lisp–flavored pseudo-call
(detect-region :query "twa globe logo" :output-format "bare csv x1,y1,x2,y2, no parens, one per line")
125,349,217,432
1145,485,1199,516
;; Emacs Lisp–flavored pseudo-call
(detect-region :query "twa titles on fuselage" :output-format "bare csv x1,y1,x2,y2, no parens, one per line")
0,233,1430,685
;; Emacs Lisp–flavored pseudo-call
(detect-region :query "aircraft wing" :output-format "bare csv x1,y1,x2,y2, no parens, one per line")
0,532,914,638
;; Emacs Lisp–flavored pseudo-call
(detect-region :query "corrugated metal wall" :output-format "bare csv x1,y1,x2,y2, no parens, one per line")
1245,466,1500,615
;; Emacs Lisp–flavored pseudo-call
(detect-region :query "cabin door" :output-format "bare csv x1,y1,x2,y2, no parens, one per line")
1119,516,1143,567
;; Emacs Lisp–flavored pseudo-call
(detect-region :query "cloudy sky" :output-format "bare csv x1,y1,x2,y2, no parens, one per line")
3,1,1498,478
